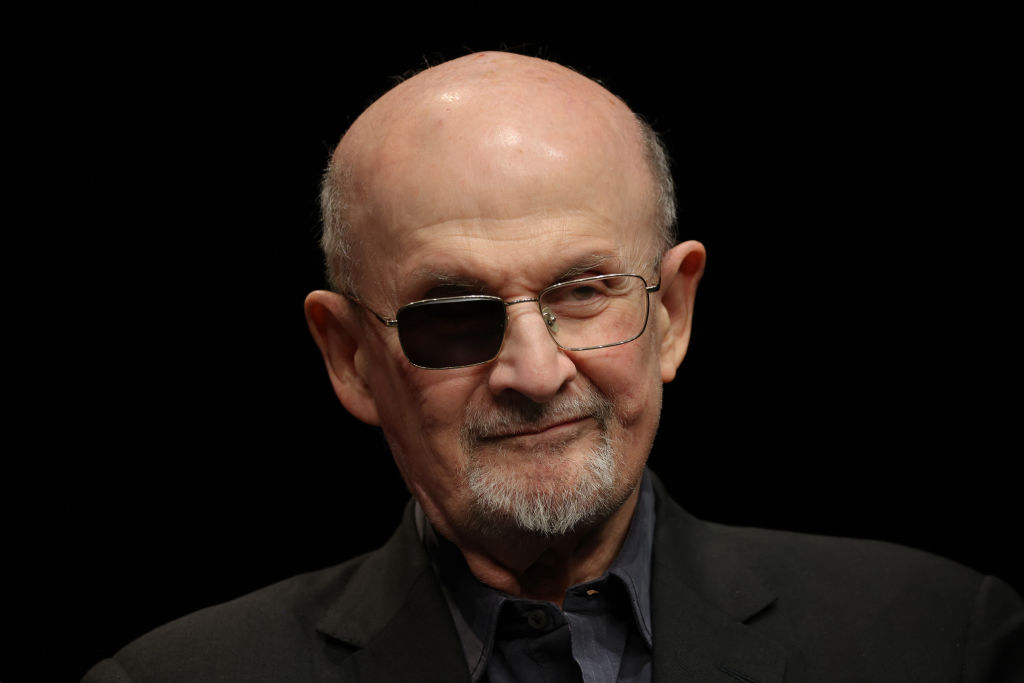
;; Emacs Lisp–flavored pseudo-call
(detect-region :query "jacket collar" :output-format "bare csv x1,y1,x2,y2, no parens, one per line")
315,501,469,682
649,473,787,683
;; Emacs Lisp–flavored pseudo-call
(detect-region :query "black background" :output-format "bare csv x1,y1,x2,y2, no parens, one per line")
4,10,1022,682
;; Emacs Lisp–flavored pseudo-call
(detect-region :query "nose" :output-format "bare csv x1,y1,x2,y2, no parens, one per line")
486,303,577,402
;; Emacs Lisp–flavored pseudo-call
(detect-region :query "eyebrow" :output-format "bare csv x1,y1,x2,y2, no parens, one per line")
554,254,617,282
407,252,621,298
409,270,489,297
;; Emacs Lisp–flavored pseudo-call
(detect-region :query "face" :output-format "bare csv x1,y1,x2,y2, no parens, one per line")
334,60,672,542
359,225,666,542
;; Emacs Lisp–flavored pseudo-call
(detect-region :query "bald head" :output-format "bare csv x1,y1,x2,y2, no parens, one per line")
307,53,704,546
320,52,676,294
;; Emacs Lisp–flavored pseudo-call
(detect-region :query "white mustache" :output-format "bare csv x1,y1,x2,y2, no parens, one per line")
460,389,614,450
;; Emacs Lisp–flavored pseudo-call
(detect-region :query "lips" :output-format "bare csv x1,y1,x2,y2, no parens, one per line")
481,415,590,441
460,387,615,453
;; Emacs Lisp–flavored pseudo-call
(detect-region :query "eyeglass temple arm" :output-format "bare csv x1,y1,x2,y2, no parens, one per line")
373,312,399,327
342,292,399,327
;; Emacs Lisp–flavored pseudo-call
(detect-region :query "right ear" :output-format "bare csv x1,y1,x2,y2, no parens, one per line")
304,290,381,426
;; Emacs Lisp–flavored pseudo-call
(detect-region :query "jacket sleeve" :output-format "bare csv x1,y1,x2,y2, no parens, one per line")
962,575,1024,682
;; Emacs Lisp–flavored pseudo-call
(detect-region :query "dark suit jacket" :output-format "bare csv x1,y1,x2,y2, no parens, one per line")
83,477,1024,682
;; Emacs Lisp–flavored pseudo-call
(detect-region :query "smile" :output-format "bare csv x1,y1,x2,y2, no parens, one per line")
482,416,592,441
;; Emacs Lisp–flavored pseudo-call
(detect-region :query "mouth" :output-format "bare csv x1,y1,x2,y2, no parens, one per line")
461,388,616,455
480,415,592,442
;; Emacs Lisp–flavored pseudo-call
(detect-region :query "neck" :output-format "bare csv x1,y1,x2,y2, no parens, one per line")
447,486,641,607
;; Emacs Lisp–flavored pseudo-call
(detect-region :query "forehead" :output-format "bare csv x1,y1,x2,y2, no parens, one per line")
342,54,660,296
361,178,658,303
392,218,645,293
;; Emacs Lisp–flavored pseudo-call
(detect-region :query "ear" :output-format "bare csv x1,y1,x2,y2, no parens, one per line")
304,290,381,426
654,240,706,383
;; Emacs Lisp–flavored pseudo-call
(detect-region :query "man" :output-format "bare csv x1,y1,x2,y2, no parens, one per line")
84,52,1023,682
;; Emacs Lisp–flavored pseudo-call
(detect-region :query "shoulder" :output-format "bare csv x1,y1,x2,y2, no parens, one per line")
83,501,463,682
704,514,982,593
718,523,1023,677
650,472,995,600
650,478,1024,678
83,555,374,682
82,500,453,683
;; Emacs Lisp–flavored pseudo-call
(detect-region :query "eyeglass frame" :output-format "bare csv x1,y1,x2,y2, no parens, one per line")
344,273,662,370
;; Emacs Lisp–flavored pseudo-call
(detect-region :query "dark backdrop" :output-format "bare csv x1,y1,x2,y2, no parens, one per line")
4,11,1021,682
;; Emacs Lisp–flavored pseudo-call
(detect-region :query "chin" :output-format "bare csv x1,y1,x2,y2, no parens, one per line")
463,430,633,538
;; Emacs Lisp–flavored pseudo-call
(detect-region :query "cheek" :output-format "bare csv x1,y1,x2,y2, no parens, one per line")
368,352,481,465
614,376,663,452
580,338,663,420
377,369,488,522
578,341,665,470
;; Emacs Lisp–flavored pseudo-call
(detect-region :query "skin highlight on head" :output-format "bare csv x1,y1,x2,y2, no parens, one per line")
320,56,678,298
305,52,705,604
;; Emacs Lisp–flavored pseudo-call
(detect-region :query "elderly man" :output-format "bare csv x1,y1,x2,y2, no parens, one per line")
85,52,1022,682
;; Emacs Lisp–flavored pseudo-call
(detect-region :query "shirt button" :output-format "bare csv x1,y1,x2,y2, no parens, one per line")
526,609,548,630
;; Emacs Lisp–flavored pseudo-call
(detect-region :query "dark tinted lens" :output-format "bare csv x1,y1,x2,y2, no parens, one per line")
397,298,506,368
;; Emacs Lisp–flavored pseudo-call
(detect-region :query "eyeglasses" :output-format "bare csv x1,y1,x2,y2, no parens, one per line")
349,274,660,369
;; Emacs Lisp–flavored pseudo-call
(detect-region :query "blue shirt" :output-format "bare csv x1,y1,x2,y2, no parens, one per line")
417,470,655,683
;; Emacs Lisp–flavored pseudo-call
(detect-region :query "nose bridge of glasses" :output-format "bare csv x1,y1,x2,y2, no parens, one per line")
501,295,561,343
503,296,539,308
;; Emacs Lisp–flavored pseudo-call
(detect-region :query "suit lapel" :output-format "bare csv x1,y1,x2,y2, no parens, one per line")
311,479,788,682
650,476,787,683
315,503,469,682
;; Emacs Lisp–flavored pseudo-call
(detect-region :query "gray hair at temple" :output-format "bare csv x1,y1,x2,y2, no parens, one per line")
318,114,678,296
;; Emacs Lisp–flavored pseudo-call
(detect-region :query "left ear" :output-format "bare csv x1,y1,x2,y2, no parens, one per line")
654,240,706,383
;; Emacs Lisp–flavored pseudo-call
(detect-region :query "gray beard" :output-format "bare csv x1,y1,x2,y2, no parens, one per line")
459,389,624,537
